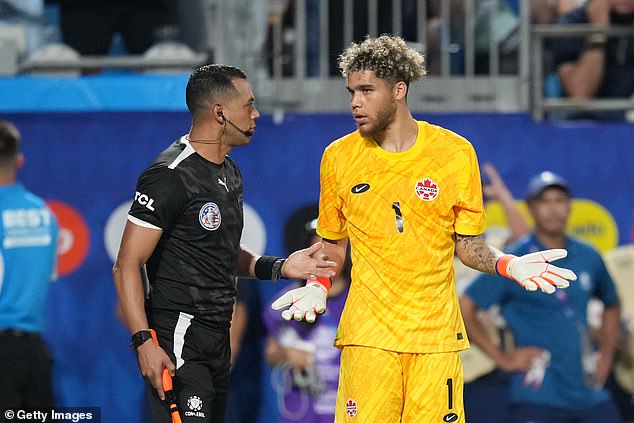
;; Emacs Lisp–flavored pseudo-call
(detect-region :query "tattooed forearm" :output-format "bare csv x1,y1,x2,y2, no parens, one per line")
454,234,503,274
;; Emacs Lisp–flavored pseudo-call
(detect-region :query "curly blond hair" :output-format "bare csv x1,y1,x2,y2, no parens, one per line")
338,35,427,83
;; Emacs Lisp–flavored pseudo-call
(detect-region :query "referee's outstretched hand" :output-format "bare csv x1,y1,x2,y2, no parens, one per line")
282,242,337,281
137,341,176,401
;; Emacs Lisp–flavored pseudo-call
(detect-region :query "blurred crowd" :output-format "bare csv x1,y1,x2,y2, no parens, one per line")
1,0,631,111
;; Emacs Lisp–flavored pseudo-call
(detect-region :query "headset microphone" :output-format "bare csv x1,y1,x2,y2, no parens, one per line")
220,112,253,137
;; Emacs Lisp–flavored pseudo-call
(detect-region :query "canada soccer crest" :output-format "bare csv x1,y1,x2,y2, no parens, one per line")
415,178,439,201
199,202,221,231
345,398,358,417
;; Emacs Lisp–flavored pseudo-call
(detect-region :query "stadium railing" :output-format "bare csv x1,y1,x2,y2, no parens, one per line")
242,0,532,114
5,0,632,120
530,24,634,121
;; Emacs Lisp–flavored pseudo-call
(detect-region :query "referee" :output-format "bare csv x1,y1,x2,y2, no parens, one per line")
113,64,336,423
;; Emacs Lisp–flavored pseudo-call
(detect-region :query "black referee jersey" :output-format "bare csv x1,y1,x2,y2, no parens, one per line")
129,136,244,325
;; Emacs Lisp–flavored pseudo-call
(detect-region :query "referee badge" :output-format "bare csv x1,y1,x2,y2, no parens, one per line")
199,202,221,231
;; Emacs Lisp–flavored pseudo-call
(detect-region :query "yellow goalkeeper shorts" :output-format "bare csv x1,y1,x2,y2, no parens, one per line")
335,345,464,423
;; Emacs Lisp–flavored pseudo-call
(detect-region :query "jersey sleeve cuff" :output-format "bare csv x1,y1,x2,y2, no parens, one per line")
316,228,348,241
454,223,487,237
127,215,162,231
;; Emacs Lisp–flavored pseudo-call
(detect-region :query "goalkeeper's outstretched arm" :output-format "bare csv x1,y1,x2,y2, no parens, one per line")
454,233,503,275
455,233,577,294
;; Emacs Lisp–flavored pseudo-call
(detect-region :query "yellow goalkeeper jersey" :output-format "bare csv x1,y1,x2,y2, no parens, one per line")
317,120,487,353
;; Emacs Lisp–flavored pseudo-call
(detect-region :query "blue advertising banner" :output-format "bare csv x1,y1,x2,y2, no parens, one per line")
3,111,633,422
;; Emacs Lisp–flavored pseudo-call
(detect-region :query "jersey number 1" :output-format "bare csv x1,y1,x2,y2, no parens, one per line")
446,378,454,410
392,202,404,233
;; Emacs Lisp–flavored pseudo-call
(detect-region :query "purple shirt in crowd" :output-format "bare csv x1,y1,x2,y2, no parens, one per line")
264,283,349,423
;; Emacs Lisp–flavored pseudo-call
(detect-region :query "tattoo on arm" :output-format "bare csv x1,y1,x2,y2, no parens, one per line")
455,234,501,274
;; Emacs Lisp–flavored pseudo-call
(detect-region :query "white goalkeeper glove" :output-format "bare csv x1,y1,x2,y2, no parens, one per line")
271,278,330,323
496,249,577,294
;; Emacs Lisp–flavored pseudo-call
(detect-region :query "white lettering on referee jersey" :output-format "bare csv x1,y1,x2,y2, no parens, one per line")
174,312,194,369
168,136,196,170
134,191,155,211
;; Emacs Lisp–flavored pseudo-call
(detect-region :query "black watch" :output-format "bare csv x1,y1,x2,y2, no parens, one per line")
130,330,153,350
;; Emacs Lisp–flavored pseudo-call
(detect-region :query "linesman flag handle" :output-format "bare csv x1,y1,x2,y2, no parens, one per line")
150,329,183,423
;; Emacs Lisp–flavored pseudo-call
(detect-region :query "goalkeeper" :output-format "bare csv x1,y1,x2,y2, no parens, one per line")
272,35,577,423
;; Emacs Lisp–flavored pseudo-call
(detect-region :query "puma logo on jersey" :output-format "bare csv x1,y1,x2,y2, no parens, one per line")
134,191,155,211
351,183,370,194
218,177,229,192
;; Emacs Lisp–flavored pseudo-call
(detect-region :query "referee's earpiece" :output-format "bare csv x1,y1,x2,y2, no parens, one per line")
218,111,225,120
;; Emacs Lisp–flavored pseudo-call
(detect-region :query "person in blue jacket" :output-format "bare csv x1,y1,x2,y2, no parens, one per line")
0,120,59,407
460,171,622,423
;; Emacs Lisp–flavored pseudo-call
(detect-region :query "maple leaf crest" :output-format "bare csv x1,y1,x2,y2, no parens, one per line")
421,178,437,189
345,399,358,416
415,178,439,201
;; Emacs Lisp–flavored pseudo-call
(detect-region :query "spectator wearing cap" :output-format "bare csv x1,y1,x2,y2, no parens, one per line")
460,171,623,423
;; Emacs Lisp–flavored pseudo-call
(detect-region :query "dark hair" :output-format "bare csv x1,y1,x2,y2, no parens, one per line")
284,204,320,255
0,120,20,165
338,34,426,84
185,64,247,121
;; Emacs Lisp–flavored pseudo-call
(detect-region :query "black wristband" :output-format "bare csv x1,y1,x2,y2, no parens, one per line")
255,256,286,281
129,330,153,350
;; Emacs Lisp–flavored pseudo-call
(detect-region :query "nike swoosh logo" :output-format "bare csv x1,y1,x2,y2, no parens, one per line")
443,413,458,422
351,183,370,194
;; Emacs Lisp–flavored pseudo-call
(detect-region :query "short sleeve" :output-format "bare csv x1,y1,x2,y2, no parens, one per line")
128,167,187,230
317,145,347,240
453,144,487,236
592,255,619,307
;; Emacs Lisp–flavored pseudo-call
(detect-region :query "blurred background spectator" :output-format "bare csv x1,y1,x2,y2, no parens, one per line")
461,171,623,423
603,244,634,423
0,120,59,409
549,0,634,120
54,0,179,56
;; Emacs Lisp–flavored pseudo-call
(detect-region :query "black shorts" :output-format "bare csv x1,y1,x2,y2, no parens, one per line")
0,330,54,407
146,311,231,423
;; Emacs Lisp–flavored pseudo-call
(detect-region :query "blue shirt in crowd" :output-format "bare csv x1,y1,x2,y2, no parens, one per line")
0,183,58,333
465,234,618,410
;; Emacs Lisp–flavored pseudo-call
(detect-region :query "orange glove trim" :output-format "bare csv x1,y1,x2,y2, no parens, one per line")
496,254,516,279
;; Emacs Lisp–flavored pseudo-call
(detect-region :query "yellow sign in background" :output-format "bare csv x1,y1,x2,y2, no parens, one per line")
485,199,618,253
